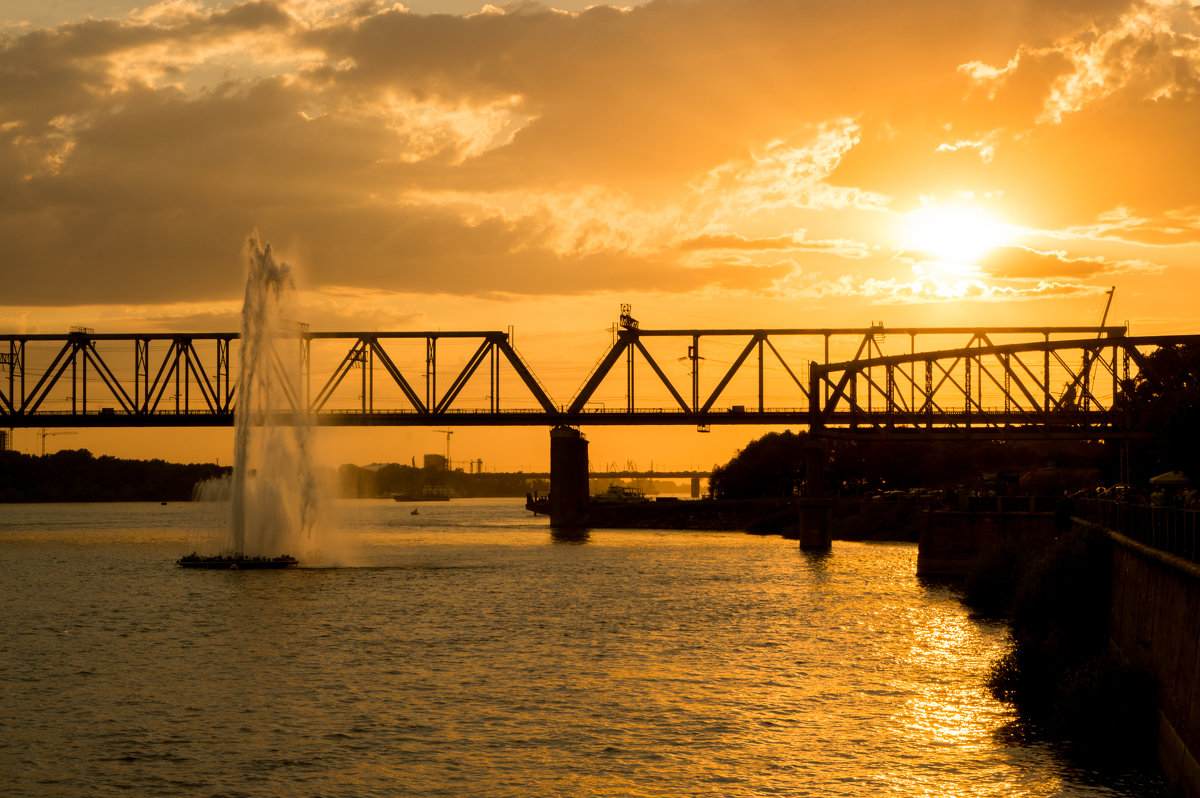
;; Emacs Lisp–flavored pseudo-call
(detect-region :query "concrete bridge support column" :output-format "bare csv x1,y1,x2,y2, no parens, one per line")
797,500,833,549
798,440,832,549
550,426,589,528
803,440,826,500
690,476,701,498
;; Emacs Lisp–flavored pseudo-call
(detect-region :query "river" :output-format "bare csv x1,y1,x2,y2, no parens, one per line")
0,498,1166,796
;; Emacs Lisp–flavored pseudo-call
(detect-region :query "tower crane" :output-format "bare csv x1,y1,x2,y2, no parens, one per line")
40,429,77,456
434,429,454,471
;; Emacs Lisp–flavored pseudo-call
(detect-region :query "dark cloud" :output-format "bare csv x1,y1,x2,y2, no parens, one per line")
977,244,1165,280
979,245,1107,279
0,0,1193,311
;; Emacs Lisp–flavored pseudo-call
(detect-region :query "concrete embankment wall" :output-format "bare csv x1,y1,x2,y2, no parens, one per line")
1105,525,1200,796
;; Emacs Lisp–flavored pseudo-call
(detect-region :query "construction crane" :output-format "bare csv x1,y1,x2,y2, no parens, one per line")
434,429,454,471
40,429,77,456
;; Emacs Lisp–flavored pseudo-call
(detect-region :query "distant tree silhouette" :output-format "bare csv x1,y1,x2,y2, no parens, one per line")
0,449,228,502
709,431,807,498
708,431,1107,500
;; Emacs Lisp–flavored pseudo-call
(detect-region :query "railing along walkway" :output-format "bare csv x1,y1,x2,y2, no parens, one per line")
1077,498,1200,564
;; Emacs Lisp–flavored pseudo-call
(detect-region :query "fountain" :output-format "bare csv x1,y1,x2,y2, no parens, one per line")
178,235,322,569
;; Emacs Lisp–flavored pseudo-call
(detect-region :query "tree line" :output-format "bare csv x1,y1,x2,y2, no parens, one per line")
0,449,229,502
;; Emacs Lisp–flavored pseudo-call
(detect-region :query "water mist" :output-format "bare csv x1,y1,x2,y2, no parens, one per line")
225,235,324,559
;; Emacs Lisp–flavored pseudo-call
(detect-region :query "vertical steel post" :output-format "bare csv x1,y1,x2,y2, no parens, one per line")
1003,353,1011,414
218,338,230,411
886,363,894,424
1044,334,1050,413
626,333,635,413
910,333,916,412
426,337,436,413
690,335,700,412
925,359,933,429
183,340,190,414
5,339,11,413
964,353,971,417
491,342,500,412
301,335,310,412
80,340,87,413
361,340,368,413
823,334,830,404
758,336,765,413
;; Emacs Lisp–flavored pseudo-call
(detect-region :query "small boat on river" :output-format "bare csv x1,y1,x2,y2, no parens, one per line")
177,553,298,569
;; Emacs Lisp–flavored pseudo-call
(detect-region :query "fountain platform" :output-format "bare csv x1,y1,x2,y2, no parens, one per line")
177,553,298,569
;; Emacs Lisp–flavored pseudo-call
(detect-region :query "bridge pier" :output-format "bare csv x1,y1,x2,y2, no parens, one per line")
549,426,589,528
797,500,833,549
798,441,831,548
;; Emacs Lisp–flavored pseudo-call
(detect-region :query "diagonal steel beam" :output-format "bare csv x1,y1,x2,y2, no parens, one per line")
21,341,76,413
631,339,691,413
568,335,632,413
311,340,368,411
495,336,558,413
83,342,137,412
700,334,764,413
369,340,427,413
435,339,492,414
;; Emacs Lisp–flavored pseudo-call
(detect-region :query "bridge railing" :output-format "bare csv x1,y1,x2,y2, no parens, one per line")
1077,498,1200,564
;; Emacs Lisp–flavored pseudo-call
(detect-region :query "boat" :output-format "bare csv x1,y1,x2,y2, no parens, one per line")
176,552,298,569
591,484,647,503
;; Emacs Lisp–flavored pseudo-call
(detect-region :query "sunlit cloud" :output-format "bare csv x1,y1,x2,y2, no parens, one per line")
376,93,535,164
962,1,1200,126
0,0,1197,329
677,232,870,259
1055,206,1200,247
695,121,892,218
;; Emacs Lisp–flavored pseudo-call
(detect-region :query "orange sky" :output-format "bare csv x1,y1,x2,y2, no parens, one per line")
2,0,1199,470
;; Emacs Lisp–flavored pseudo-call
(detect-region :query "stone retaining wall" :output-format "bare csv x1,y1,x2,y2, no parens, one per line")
1106,526,1200,797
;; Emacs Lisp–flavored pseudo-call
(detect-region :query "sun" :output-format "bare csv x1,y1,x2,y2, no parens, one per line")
899,203,1014,266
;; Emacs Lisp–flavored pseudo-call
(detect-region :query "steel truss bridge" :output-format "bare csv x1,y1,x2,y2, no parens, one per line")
3,324,1198,440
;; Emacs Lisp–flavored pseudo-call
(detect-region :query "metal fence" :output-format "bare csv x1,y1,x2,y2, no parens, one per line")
1077,498,1200,564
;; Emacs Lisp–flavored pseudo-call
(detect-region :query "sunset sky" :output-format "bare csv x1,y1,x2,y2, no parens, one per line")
2,0,1199,470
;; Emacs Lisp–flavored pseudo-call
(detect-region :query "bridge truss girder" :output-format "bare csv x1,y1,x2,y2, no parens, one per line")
0,331,558,427
808,333,1200,440
4,325,1180,440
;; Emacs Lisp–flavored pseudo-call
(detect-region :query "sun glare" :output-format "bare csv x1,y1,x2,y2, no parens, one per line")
900,204,1013,266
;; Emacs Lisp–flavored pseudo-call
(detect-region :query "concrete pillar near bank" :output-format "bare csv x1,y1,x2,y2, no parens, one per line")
549,426,590,528
797,499,833,549
690,476,701,498
798,440,832,549
802,440,826,500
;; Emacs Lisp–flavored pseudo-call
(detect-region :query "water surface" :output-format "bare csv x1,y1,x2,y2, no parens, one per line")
0,499,1164,796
